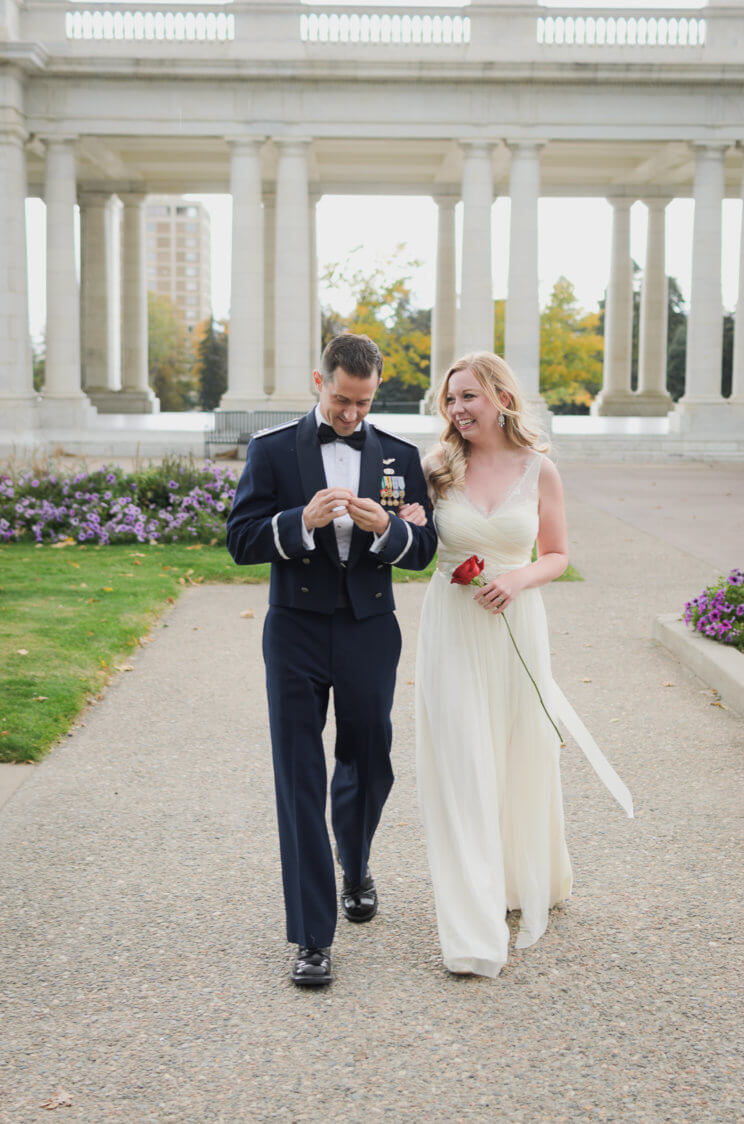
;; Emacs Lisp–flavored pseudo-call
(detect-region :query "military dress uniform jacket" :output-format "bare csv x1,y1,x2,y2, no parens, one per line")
226,409,437,619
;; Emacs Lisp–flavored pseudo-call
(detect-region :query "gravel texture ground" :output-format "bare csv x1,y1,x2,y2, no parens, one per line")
1,466,743,1123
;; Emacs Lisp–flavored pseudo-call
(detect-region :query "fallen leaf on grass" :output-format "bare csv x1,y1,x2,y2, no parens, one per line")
16,649,29,655
40,1089,72,1109
166,596,176,605
32,696,49,702
103,587,114,593
131,559,142,566
100,660,108,669
240,609,255,619
185,544,203,550
129,552,146,557
50,539,75,549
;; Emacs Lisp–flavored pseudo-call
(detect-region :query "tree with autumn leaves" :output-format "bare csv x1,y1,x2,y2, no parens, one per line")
322,256,603,412
538,276,604,412
321,251,431,408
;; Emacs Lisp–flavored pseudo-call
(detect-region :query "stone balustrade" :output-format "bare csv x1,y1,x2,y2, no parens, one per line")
537,12,706,47
14,2,742,60
65,5,235,42
300,11,471,45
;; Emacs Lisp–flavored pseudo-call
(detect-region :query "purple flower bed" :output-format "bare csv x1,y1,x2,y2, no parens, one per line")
0,459,238,545
684,569,744,653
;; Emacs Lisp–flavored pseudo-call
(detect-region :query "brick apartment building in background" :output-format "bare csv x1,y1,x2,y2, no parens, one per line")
145,196,212,332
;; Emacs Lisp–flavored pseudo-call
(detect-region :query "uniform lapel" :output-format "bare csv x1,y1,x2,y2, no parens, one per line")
348,422,383,568
295,409,341,567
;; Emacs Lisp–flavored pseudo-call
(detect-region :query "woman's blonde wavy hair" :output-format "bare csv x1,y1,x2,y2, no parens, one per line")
427,352,548,501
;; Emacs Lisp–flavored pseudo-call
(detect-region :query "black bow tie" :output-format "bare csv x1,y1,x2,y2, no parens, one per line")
318,422,366,451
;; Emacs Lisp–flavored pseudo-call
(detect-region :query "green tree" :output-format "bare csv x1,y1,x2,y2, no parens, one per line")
147,292,198,411
493,299,505,355
194,317,228,410
321,249,431,407
32,337,45,392
722,312,734,398
539,277,604,411
666,276,687,401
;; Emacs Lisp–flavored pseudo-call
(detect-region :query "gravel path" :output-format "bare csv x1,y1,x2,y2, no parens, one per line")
1,476,742,1122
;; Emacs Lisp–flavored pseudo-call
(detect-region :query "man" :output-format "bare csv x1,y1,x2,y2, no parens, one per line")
226,333,437,987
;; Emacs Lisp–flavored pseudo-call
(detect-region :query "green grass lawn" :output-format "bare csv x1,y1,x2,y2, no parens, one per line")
0,543,579,764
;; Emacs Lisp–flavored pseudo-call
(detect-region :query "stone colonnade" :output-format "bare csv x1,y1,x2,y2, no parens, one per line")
2,134,744,431
595,143,744,432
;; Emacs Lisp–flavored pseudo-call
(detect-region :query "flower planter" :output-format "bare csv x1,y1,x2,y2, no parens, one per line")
653,614,744,716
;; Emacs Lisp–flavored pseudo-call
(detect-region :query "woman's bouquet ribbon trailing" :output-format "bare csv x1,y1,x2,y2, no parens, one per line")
451,555,634,819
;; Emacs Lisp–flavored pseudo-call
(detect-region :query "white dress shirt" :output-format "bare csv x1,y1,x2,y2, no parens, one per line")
301,404,390,561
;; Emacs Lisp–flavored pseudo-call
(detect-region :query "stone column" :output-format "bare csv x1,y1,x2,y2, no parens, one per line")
636,199,672,415
40,137,96,428
426,194,457,409
107,198,122,396
592,198,635,416
670,144,742,434
222,138,266,409
119,192,159,413
457,142,494,356
272,138,314,410
505,141,544,406
262,190,276,396
730,163,744,405
0,125,37,434
309,192,322,373
80,192,121,411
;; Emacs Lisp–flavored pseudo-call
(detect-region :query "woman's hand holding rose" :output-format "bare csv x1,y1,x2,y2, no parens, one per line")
473,570,526,614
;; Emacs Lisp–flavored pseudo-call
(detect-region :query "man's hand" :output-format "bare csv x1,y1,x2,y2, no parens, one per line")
303,488,354,531
347,496,390,536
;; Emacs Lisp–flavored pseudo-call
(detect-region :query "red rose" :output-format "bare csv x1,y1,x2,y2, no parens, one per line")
451,555,485,586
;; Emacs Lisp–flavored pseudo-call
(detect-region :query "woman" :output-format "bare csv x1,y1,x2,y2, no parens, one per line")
414,352,573,978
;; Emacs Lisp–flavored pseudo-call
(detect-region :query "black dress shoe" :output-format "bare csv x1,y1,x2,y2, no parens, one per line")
291,946,332,987
341,868,378,922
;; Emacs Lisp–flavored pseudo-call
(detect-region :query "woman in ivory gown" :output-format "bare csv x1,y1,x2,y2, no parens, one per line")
415,352,573,978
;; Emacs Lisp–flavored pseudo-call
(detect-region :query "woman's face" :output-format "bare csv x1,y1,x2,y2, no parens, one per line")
444,369,503,443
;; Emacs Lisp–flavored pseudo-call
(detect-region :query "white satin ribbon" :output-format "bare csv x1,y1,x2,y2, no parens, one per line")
551,682,634,819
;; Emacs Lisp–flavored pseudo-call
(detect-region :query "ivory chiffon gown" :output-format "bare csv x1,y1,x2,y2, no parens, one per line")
416,450,573,977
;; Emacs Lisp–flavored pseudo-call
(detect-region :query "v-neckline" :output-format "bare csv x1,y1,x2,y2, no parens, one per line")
460,453,536,518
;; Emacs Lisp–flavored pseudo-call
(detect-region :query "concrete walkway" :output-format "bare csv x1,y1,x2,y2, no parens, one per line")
1,466,742,1122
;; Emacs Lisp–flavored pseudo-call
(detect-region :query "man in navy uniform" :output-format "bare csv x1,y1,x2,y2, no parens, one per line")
226,333,436,987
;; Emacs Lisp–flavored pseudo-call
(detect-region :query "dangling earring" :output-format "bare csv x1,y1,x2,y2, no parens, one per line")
498,412,506,429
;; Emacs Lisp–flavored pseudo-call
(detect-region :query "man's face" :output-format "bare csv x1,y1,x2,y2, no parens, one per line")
314,366,381,436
